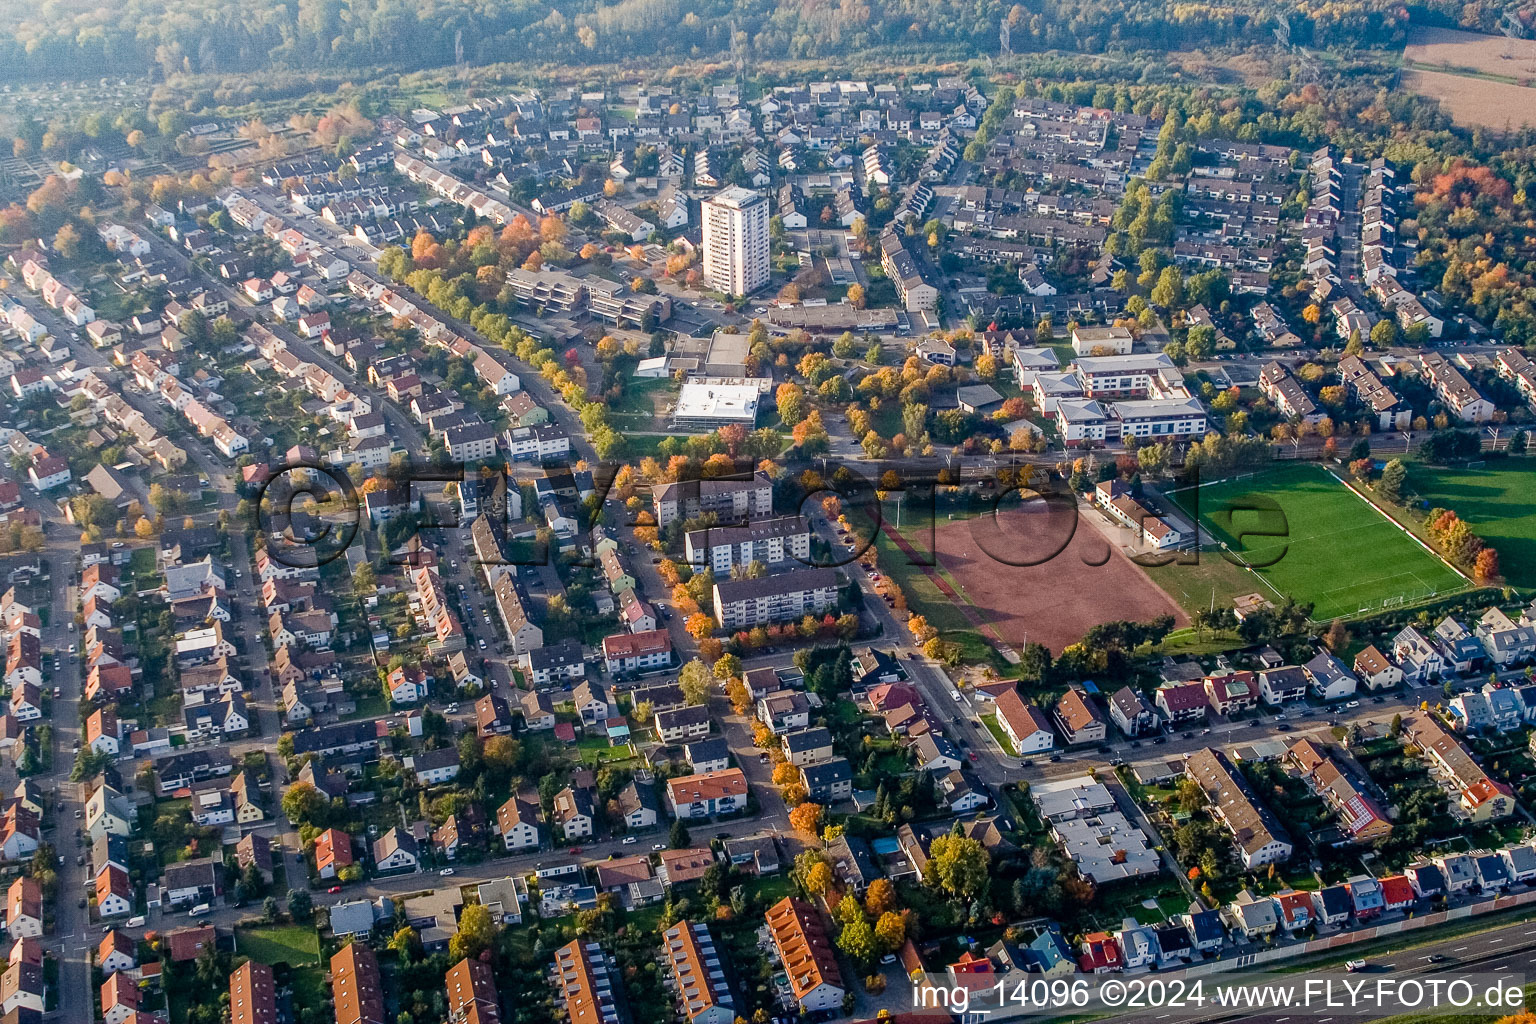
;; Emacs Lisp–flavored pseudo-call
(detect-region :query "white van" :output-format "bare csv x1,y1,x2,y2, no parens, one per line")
126,915,146,928
189,903,212,917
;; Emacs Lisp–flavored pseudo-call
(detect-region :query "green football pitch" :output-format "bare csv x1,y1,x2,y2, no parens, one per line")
1166,463,1469,621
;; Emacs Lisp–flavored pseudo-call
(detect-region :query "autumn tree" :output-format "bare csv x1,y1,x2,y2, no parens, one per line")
1323,618,1349,652
449,903,496,961
803,858,834,896
874,911,906,952
678,658,712,705
865,878,897,917
837,912,878,962
281,782,327,828
788,802,824,835
776,382,807,425
1474,547,1500,583
926,832,989,915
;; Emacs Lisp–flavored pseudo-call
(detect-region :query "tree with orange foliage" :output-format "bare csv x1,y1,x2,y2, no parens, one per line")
539,215,567,243
792,409,829,451
788,802,824,835
411,232,445,270
522,250,543,271
501,215,534,246
685,612,715,640
865,878,897,917
1475,547,1500,584
672,586,699,617
1431,161,1514,208
700,453,735,478
717,423,747,456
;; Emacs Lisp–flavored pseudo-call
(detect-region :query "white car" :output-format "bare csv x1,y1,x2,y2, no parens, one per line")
1346,700,1361,709
438,867,455,877
621,836,637,845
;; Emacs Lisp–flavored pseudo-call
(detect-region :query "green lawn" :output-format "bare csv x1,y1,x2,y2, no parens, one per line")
980,712,1015,754
1404,459,1536,587
1142,547,1274,622
605,379,675,429
233,924,322,966
1166,463,1468,621
856,501,973,636
129,546,157,577
575,736,640,765
343,692,386,721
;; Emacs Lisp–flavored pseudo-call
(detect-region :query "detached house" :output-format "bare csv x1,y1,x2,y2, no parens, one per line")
1155,682,1207,723
1203,672,1257,715
496,794,541,850
1052,690,1106,745
994,689,1055,755
667,769,749,820
372,827,419,873
1107,686,1157,737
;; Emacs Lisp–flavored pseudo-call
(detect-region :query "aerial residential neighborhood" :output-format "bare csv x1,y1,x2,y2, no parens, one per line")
2,6,1536,1024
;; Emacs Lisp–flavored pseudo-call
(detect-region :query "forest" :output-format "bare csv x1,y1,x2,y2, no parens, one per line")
3,0,1530,82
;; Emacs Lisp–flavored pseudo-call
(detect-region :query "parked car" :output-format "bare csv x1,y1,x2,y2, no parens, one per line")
438,868,455,877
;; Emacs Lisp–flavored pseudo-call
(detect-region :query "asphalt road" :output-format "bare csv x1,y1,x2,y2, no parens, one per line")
1096,911,1536,1024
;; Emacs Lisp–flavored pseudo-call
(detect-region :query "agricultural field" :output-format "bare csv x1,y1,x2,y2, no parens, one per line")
1404,460,1536,588
1167,463,1468,621
1401,27,1536,129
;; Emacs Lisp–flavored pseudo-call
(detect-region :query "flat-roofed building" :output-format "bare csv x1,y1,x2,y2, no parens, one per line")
701,187,769,296
672,381,762,429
